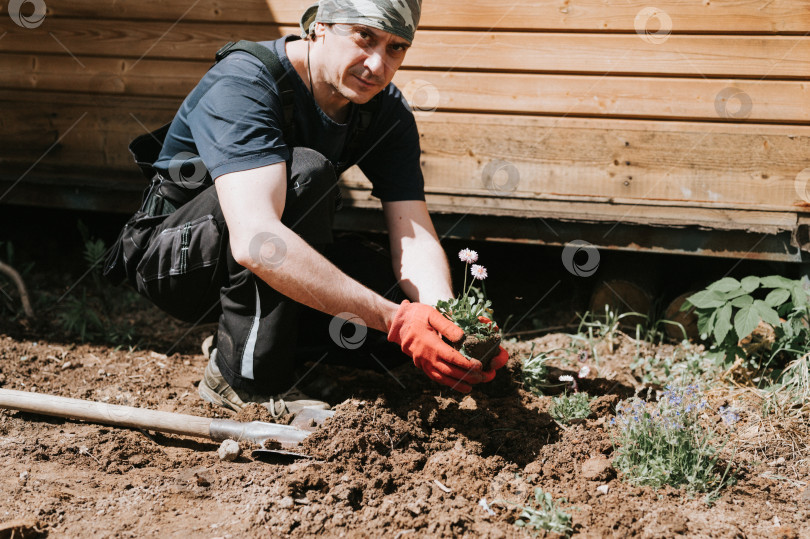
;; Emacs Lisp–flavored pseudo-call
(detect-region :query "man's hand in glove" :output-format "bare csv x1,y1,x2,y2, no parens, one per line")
387,300,486,393
477,315,509,382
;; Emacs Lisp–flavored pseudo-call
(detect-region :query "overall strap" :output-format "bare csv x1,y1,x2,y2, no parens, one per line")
214,40,296,143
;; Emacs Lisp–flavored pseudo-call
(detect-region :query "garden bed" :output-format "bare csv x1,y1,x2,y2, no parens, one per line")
0,218,808,537
1,317,808,537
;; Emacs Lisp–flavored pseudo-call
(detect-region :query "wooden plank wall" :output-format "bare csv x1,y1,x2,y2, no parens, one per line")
1,0,809,250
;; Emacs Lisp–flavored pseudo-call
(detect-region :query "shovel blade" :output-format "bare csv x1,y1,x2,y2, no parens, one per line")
290,408,335,431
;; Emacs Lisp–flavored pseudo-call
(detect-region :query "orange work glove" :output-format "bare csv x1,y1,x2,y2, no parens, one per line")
477,315,509,383
387,300,485,393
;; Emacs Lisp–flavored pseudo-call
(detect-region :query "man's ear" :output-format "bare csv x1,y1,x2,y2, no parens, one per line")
312,22,328,41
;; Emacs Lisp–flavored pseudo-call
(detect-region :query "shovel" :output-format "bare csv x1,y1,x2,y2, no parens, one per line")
0,388,333,460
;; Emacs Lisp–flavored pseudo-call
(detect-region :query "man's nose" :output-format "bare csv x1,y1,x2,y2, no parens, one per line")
364,49,386,77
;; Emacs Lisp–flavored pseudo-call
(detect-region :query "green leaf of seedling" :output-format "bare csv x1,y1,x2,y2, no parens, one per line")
791,285,808,307
686,290,726,309
734,305,761,340
760,275,795,289
753,300,780,326
719,288,749,301
764,288,791,308
707,277,741,293
713,303,733,343
730,294,754,308
740,276,761,293
697,313,712,338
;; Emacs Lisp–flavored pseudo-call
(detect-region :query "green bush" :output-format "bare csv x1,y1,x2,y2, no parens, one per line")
684,275,810,372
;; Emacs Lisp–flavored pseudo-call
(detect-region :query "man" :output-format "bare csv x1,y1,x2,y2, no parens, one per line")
114,0,508,417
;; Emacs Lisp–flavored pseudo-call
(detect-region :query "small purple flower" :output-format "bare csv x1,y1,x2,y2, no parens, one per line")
718,406,740,426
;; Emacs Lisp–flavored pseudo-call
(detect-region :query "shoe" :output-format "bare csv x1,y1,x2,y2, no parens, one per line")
202,334,215,359
198,350,330,418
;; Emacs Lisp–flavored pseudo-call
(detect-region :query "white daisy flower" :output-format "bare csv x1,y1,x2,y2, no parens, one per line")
470,264,488,280
458,248,478,264
578,365,591,378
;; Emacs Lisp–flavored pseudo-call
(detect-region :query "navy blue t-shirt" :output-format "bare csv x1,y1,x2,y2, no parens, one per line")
154,35,425,202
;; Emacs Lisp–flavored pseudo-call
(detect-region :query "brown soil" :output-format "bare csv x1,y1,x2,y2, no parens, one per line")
460,333,502,370
0,256,809,537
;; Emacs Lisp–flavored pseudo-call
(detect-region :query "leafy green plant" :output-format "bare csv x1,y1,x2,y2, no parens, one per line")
513,487,573,537
435,248,496,338
57,290,105,341
611,385,735,494
630,348,718,387
684,275,810,371
520,345,551,396
56,222,135,346
549,391,593,424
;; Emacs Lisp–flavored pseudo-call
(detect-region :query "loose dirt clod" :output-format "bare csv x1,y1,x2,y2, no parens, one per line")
581,456,614,481
217,439,240,461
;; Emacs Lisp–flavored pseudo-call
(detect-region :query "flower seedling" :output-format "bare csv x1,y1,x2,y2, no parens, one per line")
436,249,502,369
513,487,573,537
549,375,593,424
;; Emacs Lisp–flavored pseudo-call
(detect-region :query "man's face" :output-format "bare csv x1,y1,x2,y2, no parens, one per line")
314,22,410,104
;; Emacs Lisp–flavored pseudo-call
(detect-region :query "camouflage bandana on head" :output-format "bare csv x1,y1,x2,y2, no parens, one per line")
300,0,421,43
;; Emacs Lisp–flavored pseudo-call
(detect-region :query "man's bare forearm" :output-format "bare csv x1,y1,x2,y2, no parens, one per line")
384,200,453,307
238,224,399,333
216,164,399,334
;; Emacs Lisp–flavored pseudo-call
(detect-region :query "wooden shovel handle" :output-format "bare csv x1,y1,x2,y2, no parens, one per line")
0,388,212,439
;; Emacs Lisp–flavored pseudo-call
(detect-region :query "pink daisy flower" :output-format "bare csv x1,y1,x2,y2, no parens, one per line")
470,264,488,280
458,248,478,264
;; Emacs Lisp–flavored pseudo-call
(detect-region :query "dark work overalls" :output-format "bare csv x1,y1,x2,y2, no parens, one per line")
105,41,405,395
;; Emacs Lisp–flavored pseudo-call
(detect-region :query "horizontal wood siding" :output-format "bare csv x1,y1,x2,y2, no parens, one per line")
1,0,809,257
